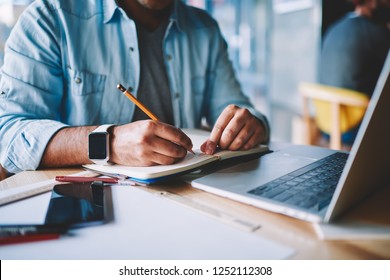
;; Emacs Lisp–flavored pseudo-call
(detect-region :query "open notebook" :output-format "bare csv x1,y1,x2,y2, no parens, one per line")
83,129,269,184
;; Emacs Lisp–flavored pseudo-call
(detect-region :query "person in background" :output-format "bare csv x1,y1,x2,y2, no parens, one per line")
320,0,390,96
319,0,390,144
0,0,269,174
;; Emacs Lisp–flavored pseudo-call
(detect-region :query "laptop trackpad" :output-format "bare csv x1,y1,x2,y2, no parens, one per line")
193,150,318,192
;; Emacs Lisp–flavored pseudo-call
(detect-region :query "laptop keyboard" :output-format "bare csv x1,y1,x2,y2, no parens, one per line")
247,152,348,211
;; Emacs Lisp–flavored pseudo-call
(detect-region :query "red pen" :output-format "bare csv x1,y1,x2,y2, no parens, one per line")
0,233,61,245
0,225,67,246
55,176,136,185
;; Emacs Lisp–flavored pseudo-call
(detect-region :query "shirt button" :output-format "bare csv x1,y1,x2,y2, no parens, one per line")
129,47,134,52
0,90,5,96
175,92,180,99
75,77,82,84
128,86,134,92
166,54,172,61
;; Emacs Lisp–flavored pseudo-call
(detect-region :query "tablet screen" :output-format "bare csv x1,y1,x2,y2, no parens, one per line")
44,182,111,228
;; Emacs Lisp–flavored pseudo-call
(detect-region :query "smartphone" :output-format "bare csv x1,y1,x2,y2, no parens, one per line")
44,181,113,228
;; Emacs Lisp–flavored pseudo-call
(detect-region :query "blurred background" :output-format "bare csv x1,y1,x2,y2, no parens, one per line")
0,0,355,143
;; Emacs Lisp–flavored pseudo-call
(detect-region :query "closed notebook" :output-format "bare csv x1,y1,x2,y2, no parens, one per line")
83,129,269,184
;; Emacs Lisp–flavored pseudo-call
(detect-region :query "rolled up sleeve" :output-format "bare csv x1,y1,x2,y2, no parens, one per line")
0,119,67,173
0,3,67,173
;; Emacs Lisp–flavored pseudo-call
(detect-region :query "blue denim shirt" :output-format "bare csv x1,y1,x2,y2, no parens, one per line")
0,0,269,173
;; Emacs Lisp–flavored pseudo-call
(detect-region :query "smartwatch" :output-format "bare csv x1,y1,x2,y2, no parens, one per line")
88,124,114,165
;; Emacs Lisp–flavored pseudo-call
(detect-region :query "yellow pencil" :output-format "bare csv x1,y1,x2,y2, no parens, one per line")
116,83,195,154
117,84,160,121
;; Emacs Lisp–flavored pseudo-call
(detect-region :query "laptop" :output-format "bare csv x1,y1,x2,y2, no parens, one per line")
192,51,390,223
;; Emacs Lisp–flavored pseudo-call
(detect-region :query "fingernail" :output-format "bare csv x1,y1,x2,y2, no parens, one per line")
206,142,216,155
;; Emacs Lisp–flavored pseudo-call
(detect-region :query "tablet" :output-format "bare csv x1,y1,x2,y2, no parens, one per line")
44,181,113,228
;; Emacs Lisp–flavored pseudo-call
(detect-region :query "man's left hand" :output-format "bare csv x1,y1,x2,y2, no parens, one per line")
200,104,267,155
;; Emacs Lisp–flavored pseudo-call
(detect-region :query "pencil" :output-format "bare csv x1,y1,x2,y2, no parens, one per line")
117,84,160,121
116,84,195,154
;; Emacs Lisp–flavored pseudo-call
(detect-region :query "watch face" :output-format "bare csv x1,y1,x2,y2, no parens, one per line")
89,132,108,160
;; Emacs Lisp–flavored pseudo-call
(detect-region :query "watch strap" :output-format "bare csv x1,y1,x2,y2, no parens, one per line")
91,124,115,134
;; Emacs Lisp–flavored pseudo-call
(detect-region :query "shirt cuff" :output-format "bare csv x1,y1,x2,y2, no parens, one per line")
3,120,68,173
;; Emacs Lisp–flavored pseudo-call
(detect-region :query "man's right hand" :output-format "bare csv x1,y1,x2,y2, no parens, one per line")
109,120,193,166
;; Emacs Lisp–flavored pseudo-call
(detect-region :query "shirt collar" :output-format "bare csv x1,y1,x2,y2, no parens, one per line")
347,11,360,19
103,0,185,30
103,0,120,24
169,0,184,32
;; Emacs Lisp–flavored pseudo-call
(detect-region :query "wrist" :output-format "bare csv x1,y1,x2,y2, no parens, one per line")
109,125,119,164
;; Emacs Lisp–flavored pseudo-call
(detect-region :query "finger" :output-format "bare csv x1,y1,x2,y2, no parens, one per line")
154,122,193,152
228,122,254,150
200,141,207,152
219,110,248,149
200,139,218,155
150,151,185,165
206,106,236,154
242,118,267,149
208,106,236,144
242,129,263,150
149,135,188,159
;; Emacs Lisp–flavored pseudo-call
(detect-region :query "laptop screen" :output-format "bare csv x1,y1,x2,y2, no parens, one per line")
325,50,390,222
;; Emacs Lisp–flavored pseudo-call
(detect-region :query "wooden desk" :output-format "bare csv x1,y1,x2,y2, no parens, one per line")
1,167,389,259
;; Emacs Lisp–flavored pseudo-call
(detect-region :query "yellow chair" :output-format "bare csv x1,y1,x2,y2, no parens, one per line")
299,82,369,150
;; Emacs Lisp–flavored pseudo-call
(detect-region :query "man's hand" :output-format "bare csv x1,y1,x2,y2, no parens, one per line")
201,105,266,155
110,120,193,166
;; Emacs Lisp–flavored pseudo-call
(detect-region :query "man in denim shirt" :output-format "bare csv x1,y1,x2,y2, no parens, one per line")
0,0,269,173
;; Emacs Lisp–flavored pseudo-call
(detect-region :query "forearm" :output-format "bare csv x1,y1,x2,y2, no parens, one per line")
39,126,97,168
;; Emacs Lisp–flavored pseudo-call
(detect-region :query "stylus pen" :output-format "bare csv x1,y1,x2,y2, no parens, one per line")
55,175,137,185
116,83,195,155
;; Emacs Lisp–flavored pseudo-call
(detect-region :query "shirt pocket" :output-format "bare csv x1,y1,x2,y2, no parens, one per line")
64,67,107,124
66,67,106,96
